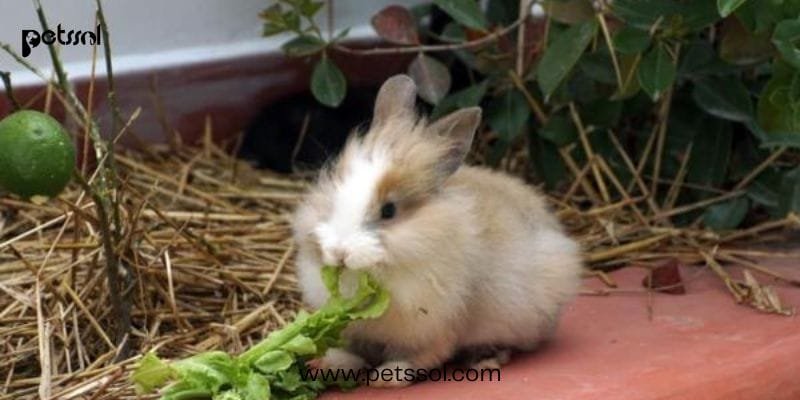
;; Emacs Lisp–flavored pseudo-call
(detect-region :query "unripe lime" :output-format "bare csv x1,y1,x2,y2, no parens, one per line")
0,110,76,198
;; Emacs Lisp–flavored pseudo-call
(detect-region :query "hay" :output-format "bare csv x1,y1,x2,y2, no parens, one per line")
0,137,797,399
0,142,307,399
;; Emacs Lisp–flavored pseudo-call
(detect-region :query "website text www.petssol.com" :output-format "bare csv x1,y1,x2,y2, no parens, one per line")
302,365,501,385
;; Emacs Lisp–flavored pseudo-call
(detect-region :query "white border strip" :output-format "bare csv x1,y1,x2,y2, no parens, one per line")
7,25,376,88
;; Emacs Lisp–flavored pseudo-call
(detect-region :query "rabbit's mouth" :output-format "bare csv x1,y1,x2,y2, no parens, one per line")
314,224,388,270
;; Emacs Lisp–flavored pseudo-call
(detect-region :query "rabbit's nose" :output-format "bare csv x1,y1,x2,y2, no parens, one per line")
325,247,347,267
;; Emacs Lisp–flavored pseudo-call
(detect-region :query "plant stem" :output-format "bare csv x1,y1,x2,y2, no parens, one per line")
332,17,526,56
0,71,22,111
31,0,132,355
73,170,129,353
95,0,125,244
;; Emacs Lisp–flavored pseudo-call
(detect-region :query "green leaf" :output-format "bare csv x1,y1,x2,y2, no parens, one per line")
747,167,782,210
612,0,720,31
612,26,652,55
281,35,326,57
214,391,245,400
281,334,317,356
692,76,754,123
703,196,749,230
347,277,391,319
431,80,488,120
737,0,800,34
530,134,568,189
263,23,287,37
311,58,347,108
162,383,213,400
331,27,351,43
487,0,518,25
779,166,800,215
439,22,467,43
260,4,293,37
300,0,324,17
320,266,341,298
539,114,577,147
254,350,294,374
132,352,175,394
242,372,271,400
407,54,452,104
758,65,800,134
611,54,642,99
283,11,301,32
718,0,748,17
678,42,738,79
582,100,623,128
537,20,598,98
637,44,676,101
760,132,800,149
772,16,800,69
487,138,511,167
172,352,236,393
433,0,487,30
580,51,618,84
687,118,732,190
486,90,531,141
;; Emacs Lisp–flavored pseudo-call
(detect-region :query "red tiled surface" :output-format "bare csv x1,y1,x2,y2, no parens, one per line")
324,255,800,400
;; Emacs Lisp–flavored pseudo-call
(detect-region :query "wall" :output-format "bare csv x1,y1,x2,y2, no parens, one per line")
0,0,425,87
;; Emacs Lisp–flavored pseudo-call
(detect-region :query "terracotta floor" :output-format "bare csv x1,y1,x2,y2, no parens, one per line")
322,254,800,400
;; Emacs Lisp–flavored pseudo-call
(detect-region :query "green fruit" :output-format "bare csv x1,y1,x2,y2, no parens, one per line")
0,110,76,198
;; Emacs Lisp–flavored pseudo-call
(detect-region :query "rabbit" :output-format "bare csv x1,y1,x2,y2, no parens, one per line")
291,75,583,387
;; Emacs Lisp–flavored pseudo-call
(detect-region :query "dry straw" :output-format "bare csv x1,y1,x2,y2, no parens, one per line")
0,120,797,399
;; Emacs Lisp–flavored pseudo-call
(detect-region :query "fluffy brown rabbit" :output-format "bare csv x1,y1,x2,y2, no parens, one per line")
292,75,583,387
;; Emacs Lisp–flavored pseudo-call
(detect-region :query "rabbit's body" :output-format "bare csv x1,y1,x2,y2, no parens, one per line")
292,75,582,386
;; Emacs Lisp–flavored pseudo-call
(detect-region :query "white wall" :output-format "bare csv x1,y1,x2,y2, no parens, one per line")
0,0,425,87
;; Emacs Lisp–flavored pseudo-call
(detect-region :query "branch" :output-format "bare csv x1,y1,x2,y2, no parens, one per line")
0,71,22,111
29,0,132,355
332,16,527,56
95,0,125,244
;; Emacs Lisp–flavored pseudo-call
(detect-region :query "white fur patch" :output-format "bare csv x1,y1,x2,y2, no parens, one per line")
315,148,389,269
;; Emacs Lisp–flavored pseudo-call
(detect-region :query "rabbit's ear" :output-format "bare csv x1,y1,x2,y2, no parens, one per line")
429,107,481,178
372,75,418,128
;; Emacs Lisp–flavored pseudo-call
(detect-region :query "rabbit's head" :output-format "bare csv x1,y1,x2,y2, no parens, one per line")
293,75,481,271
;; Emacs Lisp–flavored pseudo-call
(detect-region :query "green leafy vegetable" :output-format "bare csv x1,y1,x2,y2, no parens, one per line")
133,267,389,400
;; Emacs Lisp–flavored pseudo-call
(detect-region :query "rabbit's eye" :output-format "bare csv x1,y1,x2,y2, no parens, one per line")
380,202,396,220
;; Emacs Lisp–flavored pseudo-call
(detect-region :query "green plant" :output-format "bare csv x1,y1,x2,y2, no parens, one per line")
132,267,390,400
262,0,800,231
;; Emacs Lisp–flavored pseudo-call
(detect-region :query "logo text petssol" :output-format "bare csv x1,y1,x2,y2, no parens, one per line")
22,24,101,57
